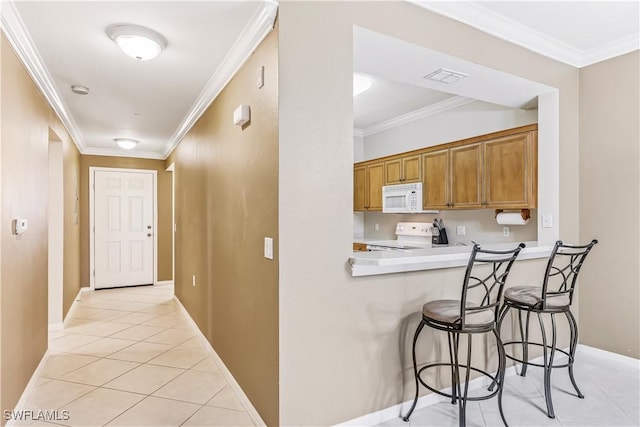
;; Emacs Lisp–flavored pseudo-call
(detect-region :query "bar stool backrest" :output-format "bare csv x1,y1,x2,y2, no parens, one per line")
541,239,598,310
460,243,525,329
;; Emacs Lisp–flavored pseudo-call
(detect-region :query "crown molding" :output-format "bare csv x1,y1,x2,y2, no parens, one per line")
353,129,365,138
409,0,639,68
357,96,475,138
81,146,165,160
580,33,640,68
163,1,278,158
1,1,86,153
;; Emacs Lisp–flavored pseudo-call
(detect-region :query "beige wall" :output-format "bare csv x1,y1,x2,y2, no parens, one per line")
278,2,580,424
79,156,173,286
578,51,640,358
171,30,279,425
0,35,80,419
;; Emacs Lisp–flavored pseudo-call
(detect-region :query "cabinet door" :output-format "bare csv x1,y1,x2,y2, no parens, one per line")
354,165,366,211
366,163,384,210
384,158,402,184
450,143,482,208
353,243,368,252
483,132,536,208
422,149,449,209
402,155,422,183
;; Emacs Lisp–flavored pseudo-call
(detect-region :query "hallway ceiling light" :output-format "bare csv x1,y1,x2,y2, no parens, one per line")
106,24,167,61
114,138,139,150
71,85,90,95
353,74,373,96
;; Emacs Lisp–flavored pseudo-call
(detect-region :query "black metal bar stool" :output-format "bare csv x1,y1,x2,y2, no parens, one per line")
496,239,598,419
403,243,525,427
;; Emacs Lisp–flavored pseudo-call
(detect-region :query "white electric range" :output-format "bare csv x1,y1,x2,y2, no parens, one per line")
365,222,433,251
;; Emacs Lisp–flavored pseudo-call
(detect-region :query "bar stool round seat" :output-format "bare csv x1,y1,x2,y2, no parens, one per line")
497,240,598,419
402,243,525,427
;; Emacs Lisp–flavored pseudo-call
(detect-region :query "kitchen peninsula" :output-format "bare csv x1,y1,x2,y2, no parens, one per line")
349,240,552,276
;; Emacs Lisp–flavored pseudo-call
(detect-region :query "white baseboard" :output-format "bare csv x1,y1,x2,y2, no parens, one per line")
577,344,640,370
63,287,90,327
156,280,174,286
6,350,51,427
48,323,64,332
173,296,266,426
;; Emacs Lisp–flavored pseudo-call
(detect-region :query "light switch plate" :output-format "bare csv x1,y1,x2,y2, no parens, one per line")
264,237,273,260
13,218,28,235
456,225,466,236
257,65,264,89
542,214,553,228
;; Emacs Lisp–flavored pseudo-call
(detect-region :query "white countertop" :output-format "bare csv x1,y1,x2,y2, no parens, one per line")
349,241,553,276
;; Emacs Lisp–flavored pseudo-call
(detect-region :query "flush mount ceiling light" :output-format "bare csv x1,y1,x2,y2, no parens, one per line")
423,68,469,84
114,138,139,150
353,74,373,96
106,24,167,61
71,85,90,95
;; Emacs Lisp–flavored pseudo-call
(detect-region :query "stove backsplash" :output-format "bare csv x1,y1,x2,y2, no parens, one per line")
361,209,537,244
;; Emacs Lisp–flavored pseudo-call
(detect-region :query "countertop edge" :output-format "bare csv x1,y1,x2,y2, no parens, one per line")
349,243,553,277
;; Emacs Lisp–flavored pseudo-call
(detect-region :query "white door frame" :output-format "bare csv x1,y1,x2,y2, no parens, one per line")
48,138,64,329
89,167,158,290
166,162,175,284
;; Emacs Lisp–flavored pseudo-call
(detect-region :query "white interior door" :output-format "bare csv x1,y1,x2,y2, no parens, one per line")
94,170,155,289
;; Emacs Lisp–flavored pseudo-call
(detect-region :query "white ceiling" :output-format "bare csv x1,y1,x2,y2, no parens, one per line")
2,1,638,158
411,0,639,68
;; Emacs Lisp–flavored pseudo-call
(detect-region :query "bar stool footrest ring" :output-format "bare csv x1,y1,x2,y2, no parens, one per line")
417,362,502,402
503,341,574,369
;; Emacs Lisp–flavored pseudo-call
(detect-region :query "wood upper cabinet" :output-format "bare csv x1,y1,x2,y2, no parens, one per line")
355,125,538,212
422,143,484,209
483,131,537,208
353,165,366,211
450,143,483,208
422,149,449,209
354,161,384,211
385,154,421,184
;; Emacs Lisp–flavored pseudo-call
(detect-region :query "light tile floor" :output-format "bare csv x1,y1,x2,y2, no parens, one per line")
16,284,254,427
379,348,640,427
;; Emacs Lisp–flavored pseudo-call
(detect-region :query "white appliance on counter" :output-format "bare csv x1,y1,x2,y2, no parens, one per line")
382,183,439,214
366,222,433,251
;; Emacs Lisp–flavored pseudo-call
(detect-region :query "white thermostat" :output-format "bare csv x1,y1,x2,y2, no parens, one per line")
13,218,28,235
233,105,251,127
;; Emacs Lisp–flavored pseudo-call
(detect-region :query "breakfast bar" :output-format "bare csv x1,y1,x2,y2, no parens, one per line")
349,241,553,276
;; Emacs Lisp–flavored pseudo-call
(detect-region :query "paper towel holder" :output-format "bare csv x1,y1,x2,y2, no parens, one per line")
495,209,530,221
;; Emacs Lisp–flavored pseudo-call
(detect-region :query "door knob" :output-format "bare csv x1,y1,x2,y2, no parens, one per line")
147,225,152,229
147,233,152,237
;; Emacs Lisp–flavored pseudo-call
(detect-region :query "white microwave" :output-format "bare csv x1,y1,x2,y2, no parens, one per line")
382,183,439,214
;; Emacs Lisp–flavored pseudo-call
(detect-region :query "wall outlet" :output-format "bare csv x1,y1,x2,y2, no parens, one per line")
456,225,466,236
374,223,379,232
192,274,196,287
264,237,273,260
503,226,510,237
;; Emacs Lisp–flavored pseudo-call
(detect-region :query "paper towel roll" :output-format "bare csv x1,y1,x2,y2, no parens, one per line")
496,212,529,225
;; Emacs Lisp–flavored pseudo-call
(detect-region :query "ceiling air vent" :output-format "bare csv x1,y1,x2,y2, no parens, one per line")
423,68,468,84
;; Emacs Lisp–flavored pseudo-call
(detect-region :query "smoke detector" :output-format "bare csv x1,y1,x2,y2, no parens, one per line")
423,68,468,84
